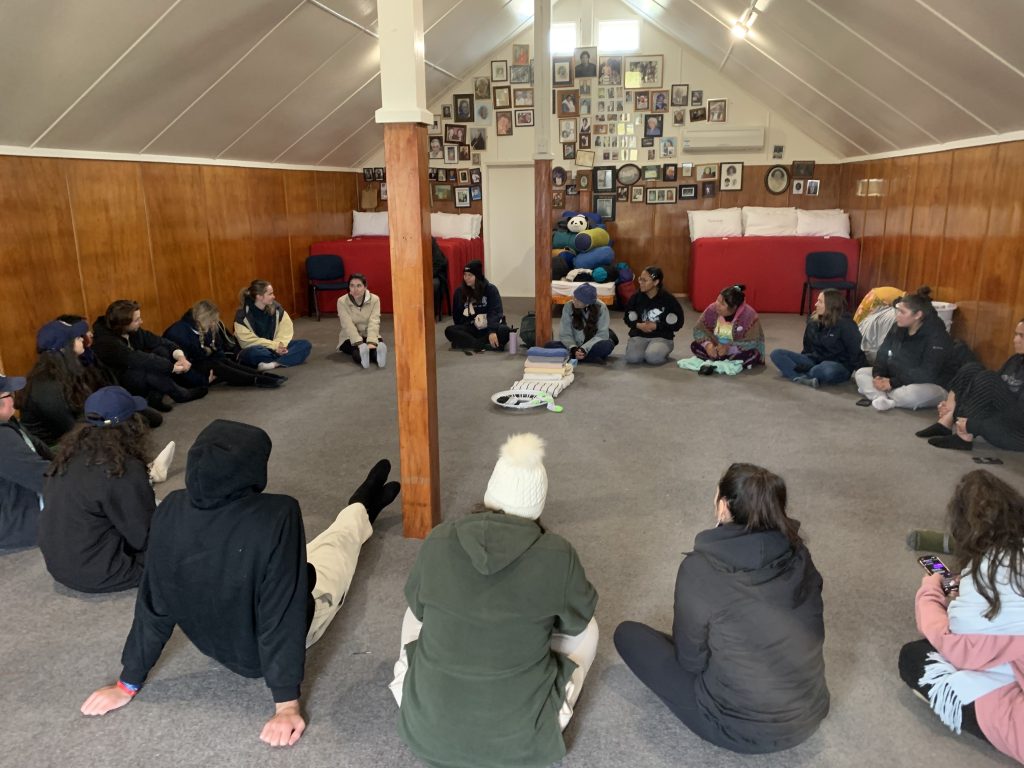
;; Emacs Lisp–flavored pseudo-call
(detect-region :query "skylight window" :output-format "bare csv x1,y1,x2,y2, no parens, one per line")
598,20,639,53
550,23,577,55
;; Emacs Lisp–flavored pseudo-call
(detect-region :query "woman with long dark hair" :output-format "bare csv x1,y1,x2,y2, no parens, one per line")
615,463,829,754
234,280,312,370
898,470,1024,763
444,260,511,351
691,283,764,371
38,387,156,593
854,286,952,411
549,283,616,363
624,266,685,365
164,300,285,388
770,288,865,387
391,434,598,767
337,274,388,368
917,319,1024,451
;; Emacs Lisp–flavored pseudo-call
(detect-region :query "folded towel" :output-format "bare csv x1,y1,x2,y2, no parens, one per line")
526,346,570,359
512,374,574,397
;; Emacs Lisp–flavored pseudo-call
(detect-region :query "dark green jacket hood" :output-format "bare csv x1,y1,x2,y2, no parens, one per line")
454,512,543,575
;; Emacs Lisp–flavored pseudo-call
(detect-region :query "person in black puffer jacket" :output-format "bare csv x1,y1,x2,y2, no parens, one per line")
854,286,952,411
771,289,865,388
614,463,829,754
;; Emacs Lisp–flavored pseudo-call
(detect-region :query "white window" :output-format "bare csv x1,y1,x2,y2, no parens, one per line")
598,19,639,53
550,22,576,55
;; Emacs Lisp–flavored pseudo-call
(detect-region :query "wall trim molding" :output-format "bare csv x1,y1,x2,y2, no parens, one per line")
842,130,1024,163
0,144,357,173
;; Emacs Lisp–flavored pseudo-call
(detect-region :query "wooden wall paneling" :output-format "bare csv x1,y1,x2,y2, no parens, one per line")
605,193,658,291
0,156,83,375
905,151,953,293
878,155,919,289
936,145,999,344
202,165,256,320
284,171,318,317
140,163,214,332
652,204,688,294
858,160,889,293
314,172,357,240
972,141,1024,366
247,169,295,315
808,164,842,210
65,159,159,328
843,161,867,242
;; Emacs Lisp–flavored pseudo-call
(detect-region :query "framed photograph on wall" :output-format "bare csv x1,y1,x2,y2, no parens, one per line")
454,186,472,208
442,104,452,119
679,184,697,199
707,98,727,123
515,109,535,127
643,114,663,138
494,86,512,109
428,136,443,159
436,169,447,182
806,179,821,196
457,169,470,184
631,186,645,203
470,185,482,201
469,128,487,151
458,144,471,161
474,77,491,100
553,190,565,209
594,194,616,221
765,165,790,195
433,184,452,201
474,102,492,124
513,44,530,65
792,179,805,195
701,180,716,198
670,83,689,107
593,166,616,192
574,46,597,78
690,89,703,106
491,60,508,82
428,115,442,135
563,143,576,160
663,163,677,181
513,88,534,107
624,55,663,88
453,94,474,122
577,170,591,190
645,187,676,204
444,145,458,164
598,55,622,85
689,107,707,123
720,162,744,191
697,163,718,181
496,111,513,136
576,150,595,168
556,89,580,117
510,64,532,84
552,56,574,87
651,90,669,112
558,118,577,143
792,160,816,178
445,124,466,144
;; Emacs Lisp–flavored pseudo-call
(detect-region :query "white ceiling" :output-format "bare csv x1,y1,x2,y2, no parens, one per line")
0,0,1020,168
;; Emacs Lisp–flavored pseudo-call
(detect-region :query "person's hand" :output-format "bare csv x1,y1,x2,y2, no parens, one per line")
260,700,305,748
922,571,959,602
574,348,586,360
488,332,499,348
955,417,974,441
937,399,953,419
702,340,717,358
172,359,191,374
367,343,377,350
208,370,216,384
716,344,731,357
873,376,891,392
639,321,657,333
276,343,288,355
81,684,133,716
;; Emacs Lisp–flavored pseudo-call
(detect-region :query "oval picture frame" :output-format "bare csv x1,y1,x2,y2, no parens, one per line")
616,163,642,186
577,171,590,190
765,164,790,195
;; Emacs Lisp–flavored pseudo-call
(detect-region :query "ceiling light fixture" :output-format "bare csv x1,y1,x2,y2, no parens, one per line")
731,0,769,41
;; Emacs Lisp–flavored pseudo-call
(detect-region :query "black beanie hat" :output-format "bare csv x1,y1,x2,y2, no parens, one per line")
463,260,484,280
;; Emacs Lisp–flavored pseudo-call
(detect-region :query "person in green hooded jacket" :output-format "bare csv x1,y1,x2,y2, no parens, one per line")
390,433,599,768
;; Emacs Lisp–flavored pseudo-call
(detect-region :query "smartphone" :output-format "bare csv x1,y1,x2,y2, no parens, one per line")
918,555,958,594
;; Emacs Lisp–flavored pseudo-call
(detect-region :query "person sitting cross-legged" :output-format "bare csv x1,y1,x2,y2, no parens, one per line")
0,374,51,551
770,289,865,388
79,419,400,747
547,283,617,364
234,280,312,371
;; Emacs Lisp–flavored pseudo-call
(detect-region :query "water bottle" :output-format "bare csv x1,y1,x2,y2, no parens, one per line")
508,329,520,355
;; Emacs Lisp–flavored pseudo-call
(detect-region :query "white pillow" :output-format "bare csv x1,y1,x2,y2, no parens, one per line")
741,206,798,236
431,212,482,239
352,211,390,237
796,209,851,238
687,208,742,241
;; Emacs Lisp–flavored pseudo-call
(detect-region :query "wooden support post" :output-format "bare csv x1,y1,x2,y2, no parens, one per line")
384,124,441,538
534,159,553,345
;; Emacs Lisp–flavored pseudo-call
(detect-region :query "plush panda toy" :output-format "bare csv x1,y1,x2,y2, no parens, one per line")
566,214,589,234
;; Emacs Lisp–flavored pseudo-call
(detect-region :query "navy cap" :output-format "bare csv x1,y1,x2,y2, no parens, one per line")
573,283,598,306
0,375,27,394
84,386,148,427
37,319,89,353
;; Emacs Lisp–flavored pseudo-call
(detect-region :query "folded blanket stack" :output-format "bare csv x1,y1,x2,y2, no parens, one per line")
513,347,575,397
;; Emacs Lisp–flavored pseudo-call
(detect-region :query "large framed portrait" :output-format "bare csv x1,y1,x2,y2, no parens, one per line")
765,165,790,195
719,162,744,191
594,194,616,221
624,55,663,88
491,60,508,83
593,166,616,192
452,94,474,123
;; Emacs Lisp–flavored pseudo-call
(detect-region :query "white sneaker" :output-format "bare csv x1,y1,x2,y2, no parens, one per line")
359,343,370,369
149,441,176,484
376,342,387,368
872,397,896,412
257,361,280,372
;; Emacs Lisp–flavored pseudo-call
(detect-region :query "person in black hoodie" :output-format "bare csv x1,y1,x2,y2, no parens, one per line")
854,286,952,412
0,374,51,550
92,299,207,412
614,463,829,754
917,318,1024,451
771,289,865,387
39,386,155,592
623,266,685,365
163,300,285,388
444,260,511,351
80,419,401,748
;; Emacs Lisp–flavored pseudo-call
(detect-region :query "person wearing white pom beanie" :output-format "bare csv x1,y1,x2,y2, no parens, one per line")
391,433,599,768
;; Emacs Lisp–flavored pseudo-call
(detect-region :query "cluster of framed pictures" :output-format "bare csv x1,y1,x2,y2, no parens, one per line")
427,167,482,207
762,161,820,195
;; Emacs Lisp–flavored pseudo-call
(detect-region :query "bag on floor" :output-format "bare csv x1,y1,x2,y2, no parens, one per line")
519,312,536,347
616,280,637,309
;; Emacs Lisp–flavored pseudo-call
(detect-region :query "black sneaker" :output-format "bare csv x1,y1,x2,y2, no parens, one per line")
698,364,715,376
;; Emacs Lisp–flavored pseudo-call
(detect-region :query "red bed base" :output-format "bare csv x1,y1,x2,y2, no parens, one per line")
688,236,860,313
308,236,484,315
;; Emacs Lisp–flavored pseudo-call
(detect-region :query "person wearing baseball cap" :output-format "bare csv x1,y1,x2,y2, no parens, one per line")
38,386,156,592
0,373,51,550
549,283,617,363
393,433,599,767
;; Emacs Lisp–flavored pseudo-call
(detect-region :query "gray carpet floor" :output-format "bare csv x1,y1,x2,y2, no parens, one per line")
3,298,1022,768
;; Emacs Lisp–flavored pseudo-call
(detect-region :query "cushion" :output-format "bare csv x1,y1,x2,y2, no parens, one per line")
352,211,390,237
741,206,798,236
687,208,742,241
796,209,850,238
431,212,482,239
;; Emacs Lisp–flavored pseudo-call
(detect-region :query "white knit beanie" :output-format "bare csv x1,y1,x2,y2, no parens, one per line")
483,433,548,520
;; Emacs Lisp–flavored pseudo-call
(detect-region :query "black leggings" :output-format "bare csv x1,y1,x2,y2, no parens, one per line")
950,363,1024,450
444,323,510,350
898,639,989,742
339,339,378,365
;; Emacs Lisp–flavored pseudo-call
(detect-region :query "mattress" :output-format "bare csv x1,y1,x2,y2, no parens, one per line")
551,280,615,305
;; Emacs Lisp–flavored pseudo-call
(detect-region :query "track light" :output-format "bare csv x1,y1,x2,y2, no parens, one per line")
731,22,748,39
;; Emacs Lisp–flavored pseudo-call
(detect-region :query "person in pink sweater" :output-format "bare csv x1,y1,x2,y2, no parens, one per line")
899,470,1024,764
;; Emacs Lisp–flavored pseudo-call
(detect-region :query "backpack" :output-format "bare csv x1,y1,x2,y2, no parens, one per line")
519,312,536,347
616,280,638,310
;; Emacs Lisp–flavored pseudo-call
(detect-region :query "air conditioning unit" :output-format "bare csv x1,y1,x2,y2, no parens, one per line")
682,126,765,152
